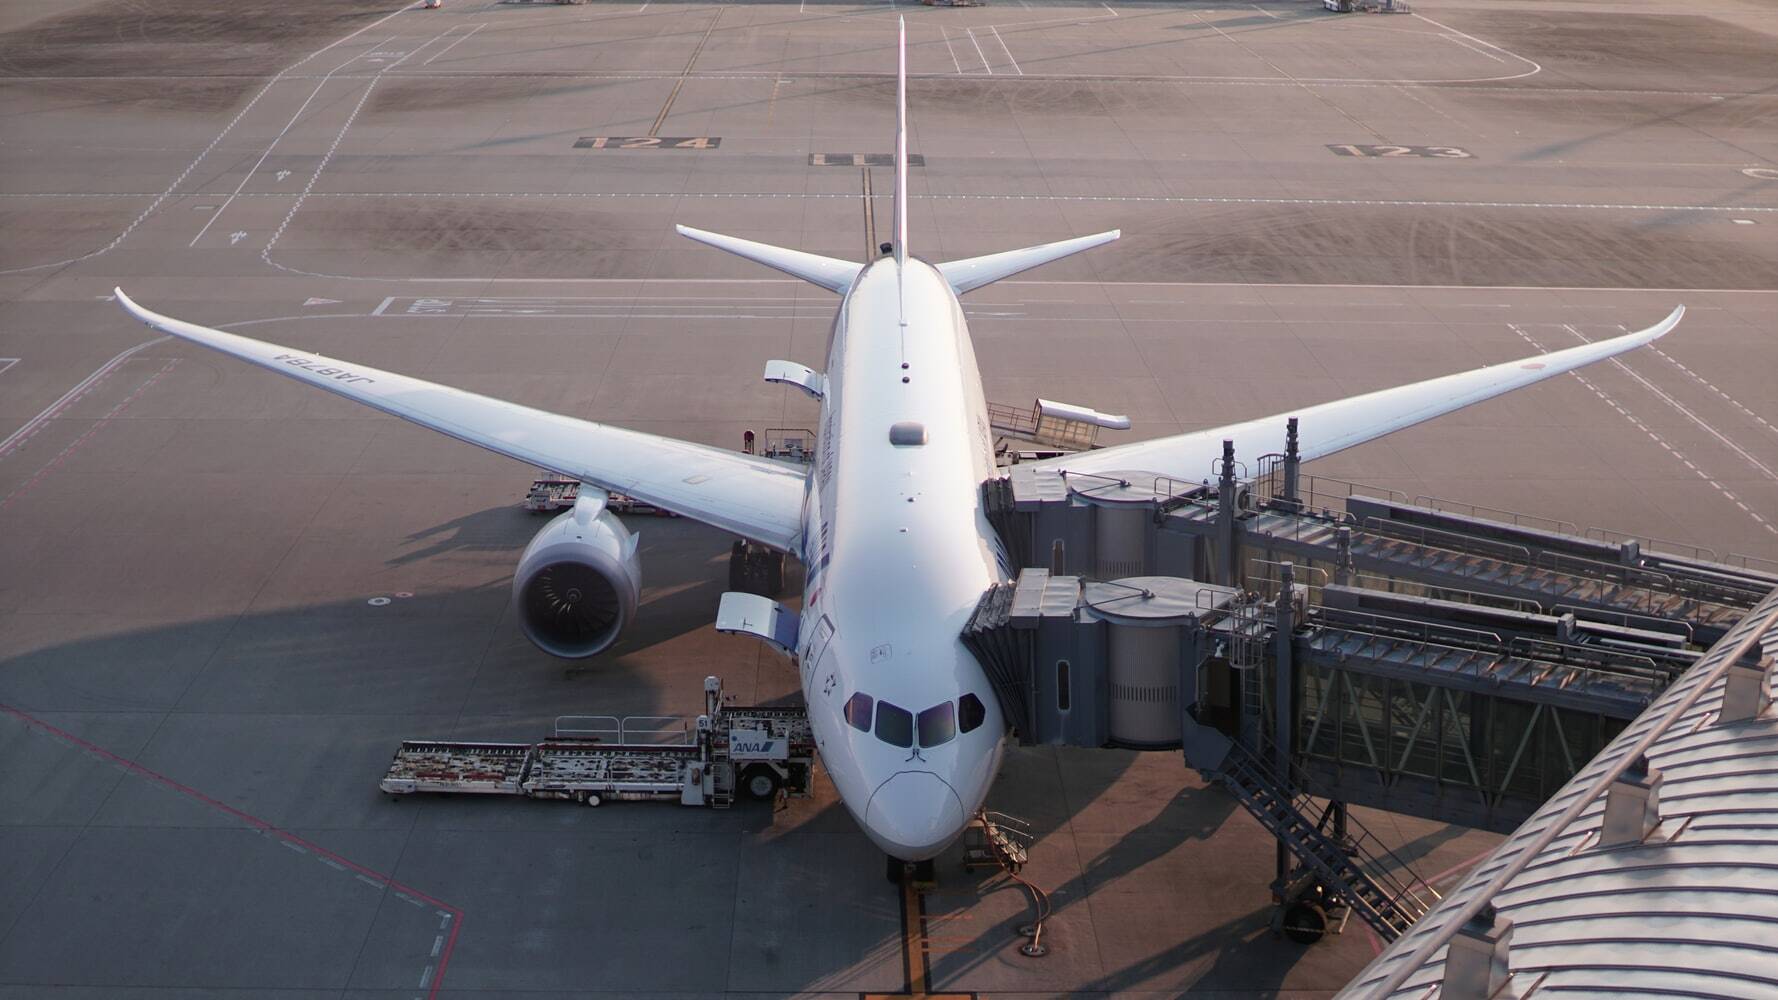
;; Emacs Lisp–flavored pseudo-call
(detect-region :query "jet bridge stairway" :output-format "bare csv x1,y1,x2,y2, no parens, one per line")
1185,721,1434,943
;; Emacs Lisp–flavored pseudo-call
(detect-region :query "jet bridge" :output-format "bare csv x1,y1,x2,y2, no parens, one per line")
968,426,1778,942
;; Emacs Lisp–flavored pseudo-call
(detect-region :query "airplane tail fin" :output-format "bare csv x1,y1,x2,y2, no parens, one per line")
892,17,909,266
675,225,863,294
936,229,1122,295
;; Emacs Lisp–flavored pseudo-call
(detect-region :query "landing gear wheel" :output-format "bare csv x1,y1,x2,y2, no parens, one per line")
583,792,602,808
742,766,781,801
1282,901,1328,944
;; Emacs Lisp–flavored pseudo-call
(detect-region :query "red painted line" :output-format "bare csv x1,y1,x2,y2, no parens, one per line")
0,336,169,459
0,702,464,998
0,360,176,511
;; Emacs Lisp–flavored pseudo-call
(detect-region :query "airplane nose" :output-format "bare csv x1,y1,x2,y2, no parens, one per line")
864,771,967,860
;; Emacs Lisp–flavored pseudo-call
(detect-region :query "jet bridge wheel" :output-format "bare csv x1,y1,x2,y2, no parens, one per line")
1280,900,1328,944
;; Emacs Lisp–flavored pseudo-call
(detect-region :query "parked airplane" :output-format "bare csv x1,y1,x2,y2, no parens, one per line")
116,20,1682,875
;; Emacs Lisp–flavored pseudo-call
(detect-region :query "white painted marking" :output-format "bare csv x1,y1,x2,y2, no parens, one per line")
187,37,399,248
369,596,393,606
990,26,1022,76
965,29,994,75
438,911,452,927
1,1,415,274
283,840,308,854
1636,337,1778,442
1438,32,1506,65
275,170,292,181
304,297,342,306
371,296,397,316
0,338,169,460
356,873,384,887
431,935,445,957
1410,11,1541,78
1733,218,1755,225
0,359,19,376
940,27,962,75
1743,168,1778,180
1560,324,1778,483
1511,325,1775,537
419,965,434,989
422,22,487,66
1249,3,1279,18
262,75,387,271
226,189,1778,213
229,231,248,245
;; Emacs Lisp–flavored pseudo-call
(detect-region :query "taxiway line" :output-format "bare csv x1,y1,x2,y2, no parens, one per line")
650,8,723,136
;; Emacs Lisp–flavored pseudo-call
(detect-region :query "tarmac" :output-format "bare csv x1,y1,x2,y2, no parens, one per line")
1,0,1775,996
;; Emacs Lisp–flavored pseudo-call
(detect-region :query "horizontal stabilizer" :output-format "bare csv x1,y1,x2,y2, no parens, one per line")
676,225,862,294
938,230,1121,295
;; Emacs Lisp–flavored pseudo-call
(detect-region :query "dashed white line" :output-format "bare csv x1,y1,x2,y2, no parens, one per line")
1560,324,1778,483
262,77,386,272
188,38,398,248
431,934,445,957
229,190,1778,212
1638,337,1778,442
356,873,385,888
1511,324,1775,537
0,1,416,275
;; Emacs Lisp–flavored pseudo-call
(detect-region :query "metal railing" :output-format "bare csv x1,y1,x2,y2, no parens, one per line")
1584,524,1716,563
553,715,692,745
1414,494,1578,536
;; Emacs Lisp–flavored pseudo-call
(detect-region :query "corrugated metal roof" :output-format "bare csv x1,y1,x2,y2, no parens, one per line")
1340,585,1778,1000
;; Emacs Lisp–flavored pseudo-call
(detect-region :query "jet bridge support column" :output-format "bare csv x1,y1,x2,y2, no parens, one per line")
1216,440,1240,588
1281,417,1302,513
1273,561,1298,890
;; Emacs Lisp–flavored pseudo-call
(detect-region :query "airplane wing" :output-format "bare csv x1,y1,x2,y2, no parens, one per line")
114,289,808,551
1034,306,1684,483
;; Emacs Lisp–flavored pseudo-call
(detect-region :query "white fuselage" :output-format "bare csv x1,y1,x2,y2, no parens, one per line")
795,256,1009,860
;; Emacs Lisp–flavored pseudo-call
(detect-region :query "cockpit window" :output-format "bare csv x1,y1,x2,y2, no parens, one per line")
844,692,874,732
875,701,913,748
917,702,956,748
959,693,986,734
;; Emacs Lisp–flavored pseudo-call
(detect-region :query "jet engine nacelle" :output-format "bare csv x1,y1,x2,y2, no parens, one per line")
513,490,641,658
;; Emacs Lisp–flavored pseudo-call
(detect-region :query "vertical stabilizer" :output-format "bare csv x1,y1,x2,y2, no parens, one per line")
893,17,908,266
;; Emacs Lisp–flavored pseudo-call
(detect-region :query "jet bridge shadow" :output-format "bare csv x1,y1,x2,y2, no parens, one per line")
913,743,1347,995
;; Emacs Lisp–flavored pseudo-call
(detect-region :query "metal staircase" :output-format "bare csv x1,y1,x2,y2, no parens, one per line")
1189,726,1435,942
